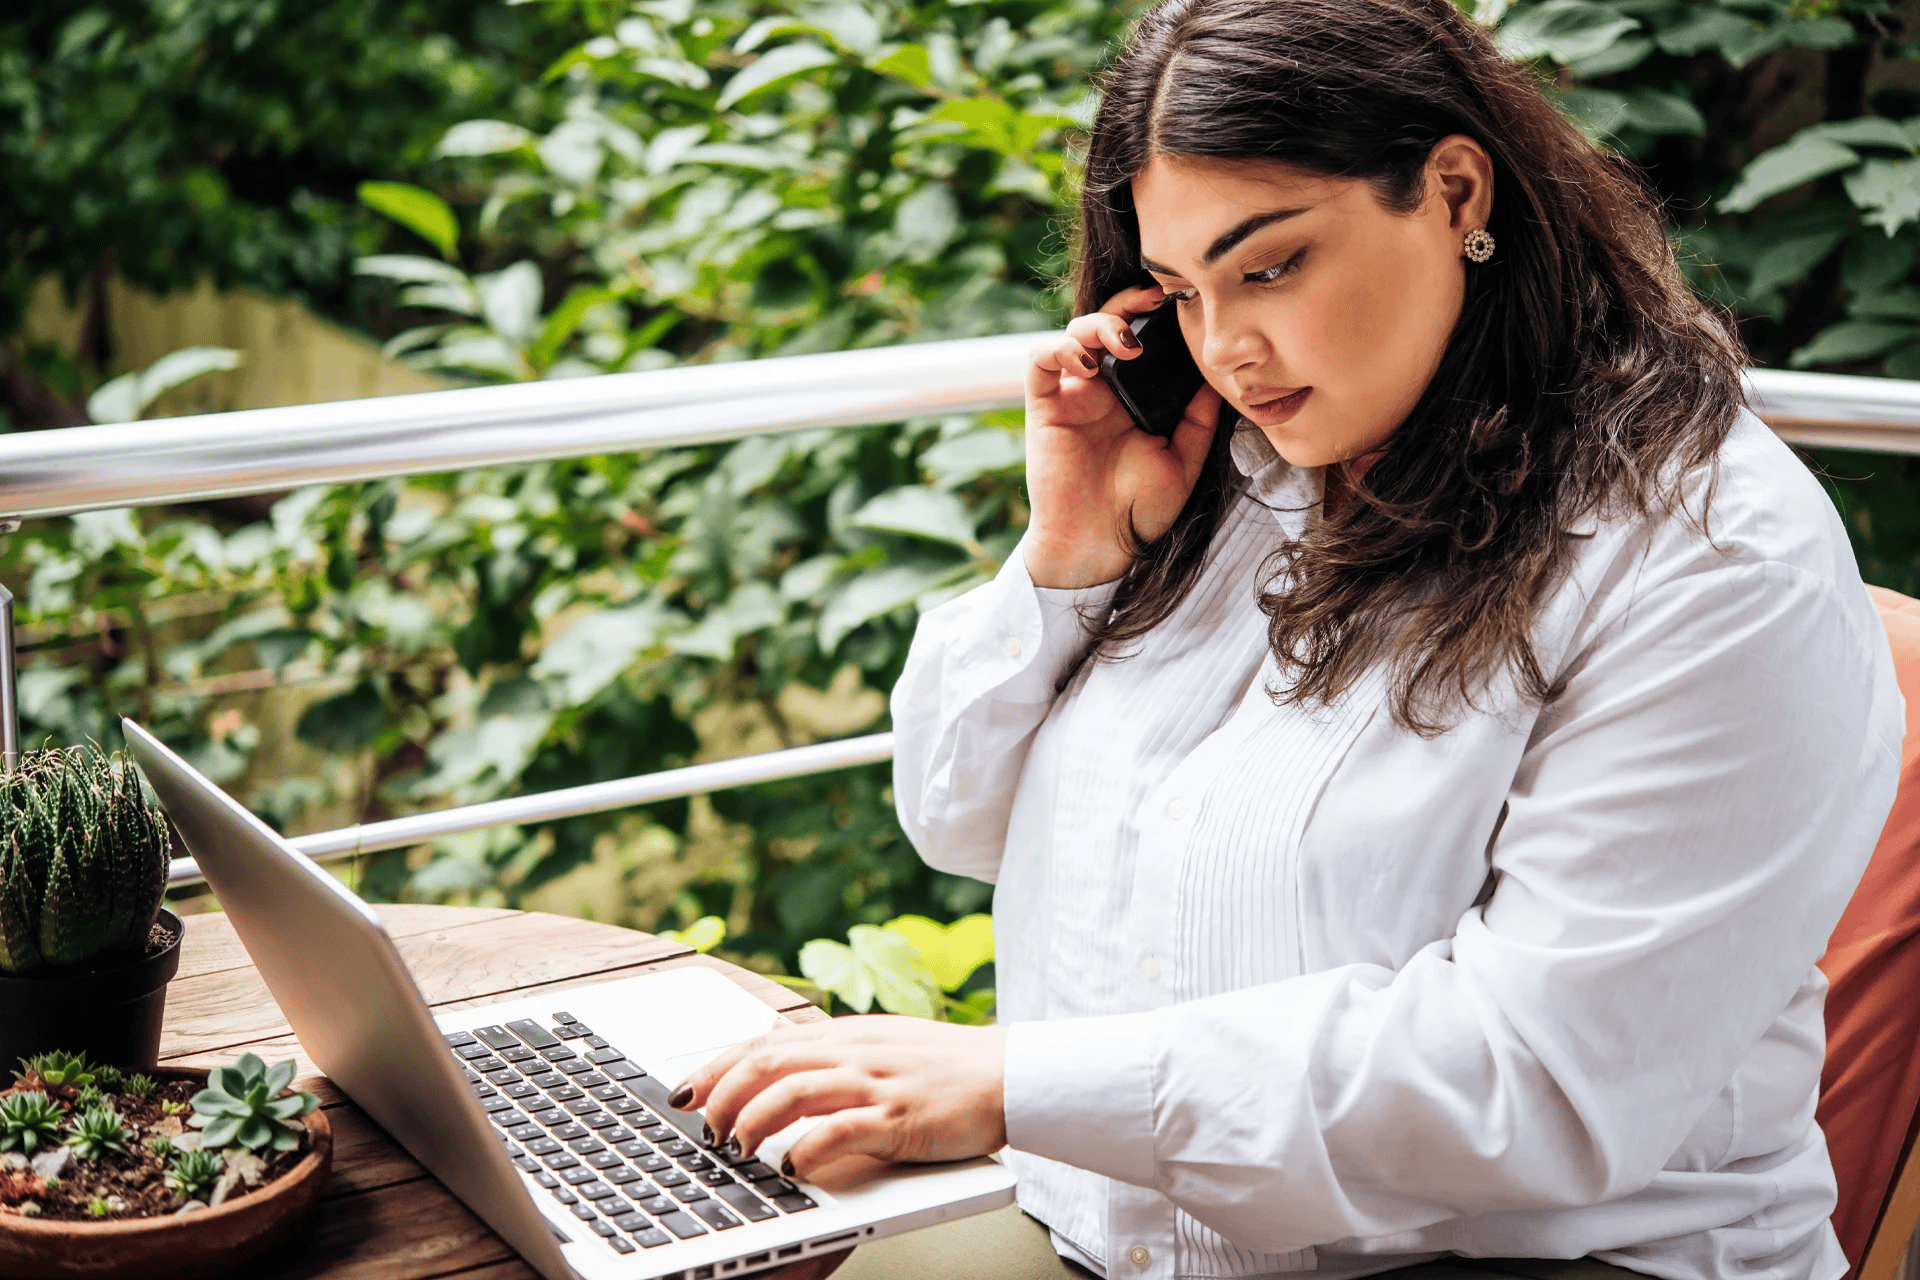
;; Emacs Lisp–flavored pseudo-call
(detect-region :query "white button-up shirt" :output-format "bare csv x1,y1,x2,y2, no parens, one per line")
890,410,1903,1280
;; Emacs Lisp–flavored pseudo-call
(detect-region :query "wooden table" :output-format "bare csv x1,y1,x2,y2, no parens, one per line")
158,904,826,1280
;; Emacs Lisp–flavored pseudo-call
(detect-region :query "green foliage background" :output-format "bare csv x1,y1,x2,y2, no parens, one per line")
4,0,1920,980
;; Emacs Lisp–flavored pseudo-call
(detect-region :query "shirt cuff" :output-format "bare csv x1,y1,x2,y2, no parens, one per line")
1004,1012,1160,1188
955,542,1116,704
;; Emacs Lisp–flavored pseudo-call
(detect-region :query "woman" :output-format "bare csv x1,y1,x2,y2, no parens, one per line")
678,1,1903,1278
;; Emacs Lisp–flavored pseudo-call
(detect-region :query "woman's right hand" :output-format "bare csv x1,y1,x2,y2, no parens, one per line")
1023,285,1222,589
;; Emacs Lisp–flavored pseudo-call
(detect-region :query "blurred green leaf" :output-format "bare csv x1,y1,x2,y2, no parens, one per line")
1849,286,1920,321
882,913,993,992
818,563,965,652
1747,227,1847,298
1846,159,1920,236
1845,236,1918,295
849,486,977,548
1790,320,1919,367
1653,8,1755,58
358,181,461,261
355,254,472,287
800,926,940,1018
255,629,315,671
661,915,727,953
715,42,839,110
1496,1,1639,64
1811,117,1917,153
529,286,618,371
920,430,1025,489
294,683,387,752
1721,137,1860,213
851,925,940,1018
873,43,933,88
798,938,870,1011
436,119,538,157
86,347,242,424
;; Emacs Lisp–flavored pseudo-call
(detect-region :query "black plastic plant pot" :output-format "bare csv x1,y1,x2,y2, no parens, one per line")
0,908,185,1076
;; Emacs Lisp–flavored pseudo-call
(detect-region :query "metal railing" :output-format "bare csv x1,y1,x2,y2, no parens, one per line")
0,333,1037,521
274,730,896,860
0,334,1910,885
1744,367,1920,453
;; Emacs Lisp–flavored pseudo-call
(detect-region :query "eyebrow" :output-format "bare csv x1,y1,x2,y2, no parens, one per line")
1139,206,1312,277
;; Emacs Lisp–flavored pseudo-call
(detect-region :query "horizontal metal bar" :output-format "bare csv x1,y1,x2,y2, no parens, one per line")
165,732,895,888
3,340,1920,522
0,335,1037,521
1747,368,1920,455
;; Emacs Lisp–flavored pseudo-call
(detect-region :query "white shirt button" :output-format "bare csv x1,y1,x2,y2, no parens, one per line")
1165,797,1188,820
1140,955,1160,980
1002,634,1022,659
1129,1244,1152,1268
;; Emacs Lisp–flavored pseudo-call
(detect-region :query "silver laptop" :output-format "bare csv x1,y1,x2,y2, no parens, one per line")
123,719,1015,1280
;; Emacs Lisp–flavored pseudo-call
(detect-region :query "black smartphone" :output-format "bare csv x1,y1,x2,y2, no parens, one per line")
1098,303,1206,438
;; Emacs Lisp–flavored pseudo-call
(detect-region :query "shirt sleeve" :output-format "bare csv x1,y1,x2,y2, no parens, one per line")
1002,557,1902,1252
891,542,1116,884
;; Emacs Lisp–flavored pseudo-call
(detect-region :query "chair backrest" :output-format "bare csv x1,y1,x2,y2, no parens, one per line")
1818,585,1920,1280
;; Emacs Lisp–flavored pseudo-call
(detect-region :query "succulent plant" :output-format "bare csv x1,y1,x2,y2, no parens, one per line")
146,1135,175,1158
164,1148,221,1200
91,1065,123,1091
190,1055,316,1153
65,1104,133,1160
0,1091,64,1153
14,1050,94,1092
121,1073,155,1098
159,1099,187,1117
73,1084,103,1111
85,1197,109,1218
0,745,170,975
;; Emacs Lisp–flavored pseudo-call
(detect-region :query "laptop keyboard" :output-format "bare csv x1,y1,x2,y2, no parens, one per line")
445,1011,816,1259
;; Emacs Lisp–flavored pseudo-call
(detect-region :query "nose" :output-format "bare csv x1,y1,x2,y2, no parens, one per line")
1196,296,1267,377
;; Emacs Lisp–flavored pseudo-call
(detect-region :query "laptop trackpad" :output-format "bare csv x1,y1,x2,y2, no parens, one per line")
584,967,785,1078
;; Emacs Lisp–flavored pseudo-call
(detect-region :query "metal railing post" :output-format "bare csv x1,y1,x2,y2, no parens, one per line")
0,585,18,773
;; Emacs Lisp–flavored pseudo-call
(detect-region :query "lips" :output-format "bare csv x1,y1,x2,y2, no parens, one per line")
1243,386,1312,423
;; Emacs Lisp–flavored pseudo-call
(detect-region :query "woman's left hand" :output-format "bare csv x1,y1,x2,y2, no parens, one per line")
677,1016,1010,1176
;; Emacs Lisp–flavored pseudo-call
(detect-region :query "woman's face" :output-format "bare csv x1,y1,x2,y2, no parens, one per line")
1130,140,1492,470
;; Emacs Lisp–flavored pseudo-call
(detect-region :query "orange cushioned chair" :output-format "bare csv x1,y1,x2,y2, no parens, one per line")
1818,585,1920,1280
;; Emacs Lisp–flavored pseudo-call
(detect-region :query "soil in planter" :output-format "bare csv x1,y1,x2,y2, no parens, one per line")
0,1078,307,1222
21,917,181,982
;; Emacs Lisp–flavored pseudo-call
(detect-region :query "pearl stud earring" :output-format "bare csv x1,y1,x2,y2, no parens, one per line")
1463,228,1495,263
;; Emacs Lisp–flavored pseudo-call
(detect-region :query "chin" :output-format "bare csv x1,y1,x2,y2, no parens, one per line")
1252,422,1344,471
1251,406,1395,473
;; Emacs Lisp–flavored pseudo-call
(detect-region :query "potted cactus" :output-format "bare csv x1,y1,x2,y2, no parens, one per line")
0,746,179,1072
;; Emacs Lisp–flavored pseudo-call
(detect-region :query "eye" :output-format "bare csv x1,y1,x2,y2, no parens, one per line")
1246,250,1306,285
1166,286,1200,306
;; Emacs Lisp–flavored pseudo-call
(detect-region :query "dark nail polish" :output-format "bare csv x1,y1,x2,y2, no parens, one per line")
1117,328,1141,351
1079,352,1099,372
702,1122,715,1146
725,1136,744,1159
780,1155,796,1178
668,1084,694,1109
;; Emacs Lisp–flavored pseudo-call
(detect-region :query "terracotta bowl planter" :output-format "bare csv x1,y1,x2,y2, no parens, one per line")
0,1067,333,1280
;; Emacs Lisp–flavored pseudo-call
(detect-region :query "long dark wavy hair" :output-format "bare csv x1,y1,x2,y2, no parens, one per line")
1075,0,1748,734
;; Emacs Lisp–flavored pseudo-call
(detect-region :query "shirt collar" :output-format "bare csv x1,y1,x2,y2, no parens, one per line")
1230,421,1321,515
